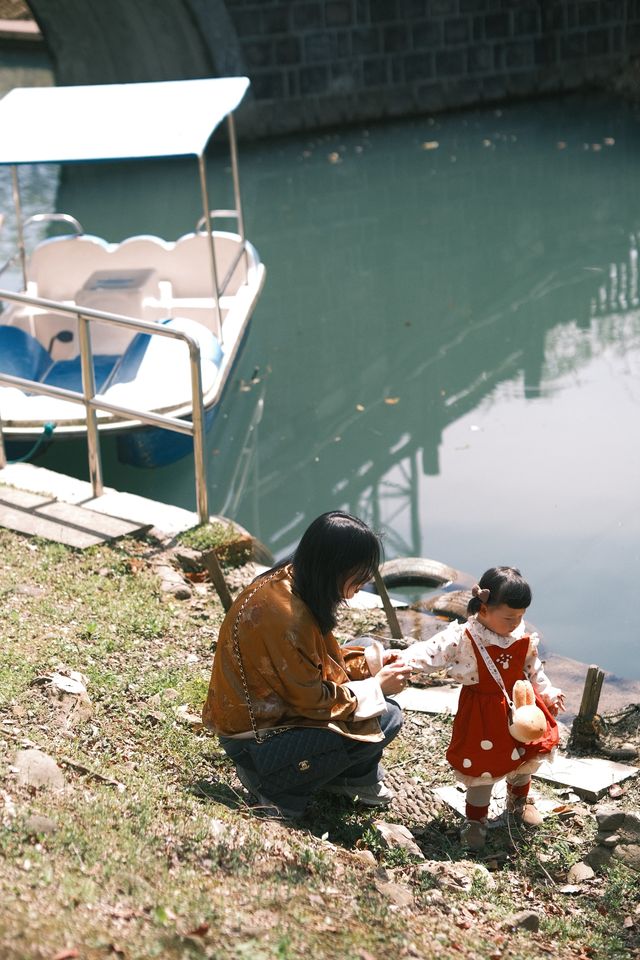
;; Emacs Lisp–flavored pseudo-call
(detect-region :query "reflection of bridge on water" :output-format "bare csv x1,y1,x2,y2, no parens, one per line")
235,231,640,559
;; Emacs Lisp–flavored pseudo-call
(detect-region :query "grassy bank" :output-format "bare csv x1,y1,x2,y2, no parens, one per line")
0,528,638,960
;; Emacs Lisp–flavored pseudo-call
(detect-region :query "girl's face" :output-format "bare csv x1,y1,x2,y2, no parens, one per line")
478,603,527,637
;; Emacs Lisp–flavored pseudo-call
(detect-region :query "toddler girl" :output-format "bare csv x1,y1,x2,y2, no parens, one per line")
403,566,565,849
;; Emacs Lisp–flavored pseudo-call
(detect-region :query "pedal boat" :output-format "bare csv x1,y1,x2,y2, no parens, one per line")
0,77,265,467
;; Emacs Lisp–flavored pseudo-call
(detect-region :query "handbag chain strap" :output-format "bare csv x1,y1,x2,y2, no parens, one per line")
469,629,515,710
232,571,289,743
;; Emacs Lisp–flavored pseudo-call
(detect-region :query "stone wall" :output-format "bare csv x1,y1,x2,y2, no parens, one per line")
226,0,640,136
23,0,640,138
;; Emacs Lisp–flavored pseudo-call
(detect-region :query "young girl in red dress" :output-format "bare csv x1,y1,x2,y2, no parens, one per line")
404,566,565,849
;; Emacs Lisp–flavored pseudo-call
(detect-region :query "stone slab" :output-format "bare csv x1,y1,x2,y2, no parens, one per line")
85,491,199,537
394,684,461,715
0,484,146,547
37,500,146,538
0,463,200,537
0,486,51,509
534,755,639,802
0,498,103,547
346,589,407,610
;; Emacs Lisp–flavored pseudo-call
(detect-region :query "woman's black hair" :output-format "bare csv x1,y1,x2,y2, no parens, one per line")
467,566,532,616
270,511,381,634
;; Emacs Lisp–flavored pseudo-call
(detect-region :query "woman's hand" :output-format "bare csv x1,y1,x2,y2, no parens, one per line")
377,661,413,696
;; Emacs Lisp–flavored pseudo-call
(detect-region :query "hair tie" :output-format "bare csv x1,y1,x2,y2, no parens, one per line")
472,584,490,603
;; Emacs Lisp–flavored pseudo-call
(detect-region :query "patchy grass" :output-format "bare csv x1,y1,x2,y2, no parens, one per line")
0,528,639,960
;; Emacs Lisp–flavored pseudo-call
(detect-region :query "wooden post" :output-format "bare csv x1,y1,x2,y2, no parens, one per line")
203,548,234,612
372,567,403,641
570,664,605,752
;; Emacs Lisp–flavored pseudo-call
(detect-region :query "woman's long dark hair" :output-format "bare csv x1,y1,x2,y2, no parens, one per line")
467,566,532,616
260,511,380,634
292,511,381,633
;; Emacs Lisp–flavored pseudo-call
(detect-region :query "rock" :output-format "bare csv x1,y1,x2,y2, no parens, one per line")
372,821,424,860
613,844,640,872
208,818,230,841
374,880,414,908
621,812,640,838
567,861,595,883
416,859,494,891
585,845,614,870
171,546,204,572
154,563,192,599
351,849,377,867
13,750,65,792
595,807,626,832
599,833,621,847
23,814,57,836
504,910,540,932
175,704,203,729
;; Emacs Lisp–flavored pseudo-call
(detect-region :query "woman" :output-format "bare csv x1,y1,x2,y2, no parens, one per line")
202,511,411,819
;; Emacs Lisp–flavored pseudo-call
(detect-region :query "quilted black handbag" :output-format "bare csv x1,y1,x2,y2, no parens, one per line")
244,726,348,795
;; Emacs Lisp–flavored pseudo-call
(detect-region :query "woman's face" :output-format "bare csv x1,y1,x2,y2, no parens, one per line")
341,571,371,600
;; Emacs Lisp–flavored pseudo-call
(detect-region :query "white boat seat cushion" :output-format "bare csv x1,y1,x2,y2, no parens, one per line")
101,316,223,411
28,235,111,301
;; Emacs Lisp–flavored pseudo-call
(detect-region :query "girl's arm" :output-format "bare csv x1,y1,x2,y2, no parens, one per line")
525,634,565,712
402,620,467,674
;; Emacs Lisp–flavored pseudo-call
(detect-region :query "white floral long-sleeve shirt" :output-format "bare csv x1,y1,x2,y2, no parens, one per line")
402,616,562,710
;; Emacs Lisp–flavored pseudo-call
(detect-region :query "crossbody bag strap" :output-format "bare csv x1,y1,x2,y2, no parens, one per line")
468,629,515,711
232,570,289,743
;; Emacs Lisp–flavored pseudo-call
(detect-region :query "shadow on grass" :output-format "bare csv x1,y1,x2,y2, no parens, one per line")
189,776,246,811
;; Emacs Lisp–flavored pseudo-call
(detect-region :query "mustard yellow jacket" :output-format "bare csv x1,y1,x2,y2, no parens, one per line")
202,565,382,742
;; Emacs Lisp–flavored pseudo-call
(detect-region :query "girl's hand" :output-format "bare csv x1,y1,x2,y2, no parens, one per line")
377,661,413,696
549,692,566,716
382,651,402,665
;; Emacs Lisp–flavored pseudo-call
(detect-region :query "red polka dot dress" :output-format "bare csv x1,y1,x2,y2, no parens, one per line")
446,629,558,784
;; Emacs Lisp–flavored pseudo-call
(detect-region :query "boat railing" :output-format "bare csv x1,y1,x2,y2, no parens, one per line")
0,288,209,523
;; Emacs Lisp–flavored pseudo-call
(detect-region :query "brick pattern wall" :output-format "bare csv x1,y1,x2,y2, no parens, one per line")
225,0,640,135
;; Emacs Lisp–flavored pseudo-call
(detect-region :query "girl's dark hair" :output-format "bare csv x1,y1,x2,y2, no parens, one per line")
284,511,381,634
467,566,531,616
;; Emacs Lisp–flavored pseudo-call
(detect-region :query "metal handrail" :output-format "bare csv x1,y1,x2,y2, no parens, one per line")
0,288,209,523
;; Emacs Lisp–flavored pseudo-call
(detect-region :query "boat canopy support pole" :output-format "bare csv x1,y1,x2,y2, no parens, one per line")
0,413,6,469
227,113,245,241
187,342,209,525
11,167,27,289
197,154,223,342
77,313,104,498
227,113,249,276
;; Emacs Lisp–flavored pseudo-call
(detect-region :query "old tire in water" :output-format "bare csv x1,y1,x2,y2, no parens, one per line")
379,557,459,588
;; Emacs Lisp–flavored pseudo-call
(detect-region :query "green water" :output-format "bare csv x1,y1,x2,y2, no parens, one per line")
1,56,639,678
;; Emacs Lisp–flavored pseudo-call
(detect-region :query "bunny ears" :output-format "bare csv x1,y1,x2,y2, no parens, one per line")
471,584,490,603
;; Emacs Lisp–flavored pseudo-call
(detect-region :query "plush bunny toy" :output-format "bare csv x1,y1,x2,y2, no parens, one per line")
508,679,547,744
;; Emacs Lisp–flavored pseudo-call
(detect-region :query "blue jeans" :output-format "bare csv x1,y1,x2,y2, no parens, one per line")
219,698,402,816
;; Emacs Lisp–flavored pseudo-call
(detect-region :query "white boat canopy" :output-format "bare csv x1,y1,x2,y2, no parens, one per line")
0,77,250,165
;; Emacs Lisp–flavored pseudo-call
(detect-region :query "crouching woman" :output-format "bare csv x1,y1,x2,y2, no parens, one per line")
202,511,411,819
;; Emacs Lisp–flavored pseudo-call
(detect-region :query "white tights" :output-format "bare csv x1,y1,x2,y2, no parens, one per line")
466,771,531,809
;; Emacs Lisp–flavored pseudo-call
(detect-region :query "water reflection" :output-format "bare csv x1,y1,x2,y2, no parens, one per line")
2,87,640,675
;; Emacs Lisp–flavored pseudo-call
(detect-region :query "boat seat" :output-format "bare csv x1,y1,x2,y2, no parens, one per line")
27,235,111,301
101,316,223,410
0,326,51,382
43,355,121,393
166,232,246,298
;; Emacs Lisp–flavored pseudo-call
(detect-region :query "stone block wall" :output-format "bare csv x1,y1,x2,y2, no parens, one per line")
224,0,640,136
